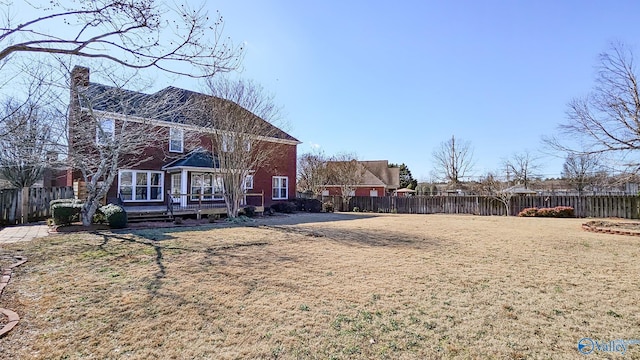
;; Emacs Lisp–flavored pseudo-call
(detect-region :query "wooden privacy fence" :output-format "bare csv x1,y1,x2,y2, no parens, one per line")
323,195,640,219
0,187,74,224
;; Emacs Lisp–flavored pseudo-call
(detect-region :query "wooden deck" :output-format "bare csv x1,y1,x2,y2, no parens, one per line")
124,204,264,219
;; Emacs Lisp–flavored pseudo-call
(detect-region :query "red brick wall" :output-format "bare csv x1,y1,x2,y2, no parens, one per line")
69,121,300,207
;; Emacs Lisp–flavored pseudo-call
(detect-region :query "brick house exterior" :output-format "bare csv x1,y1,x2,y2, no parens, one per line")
61,66,299,210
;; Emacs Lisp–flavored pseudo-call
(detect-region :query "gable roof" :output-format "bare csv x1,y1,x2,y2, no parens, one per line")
162,149,220,170
326,160,400,189
361,161,400,188
74,70,298,143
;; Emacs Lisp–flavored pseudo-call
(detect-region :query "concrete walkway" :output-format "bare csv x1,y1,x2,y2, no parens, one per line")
0,223,49,244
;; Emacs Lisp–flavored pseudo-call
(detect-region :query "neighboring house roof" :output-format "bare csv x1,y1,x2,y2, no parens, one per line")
395,188,416,193
326,160,400,189
361,161,400,189
162,149,220,171
74,68,298,143
502,185,538,194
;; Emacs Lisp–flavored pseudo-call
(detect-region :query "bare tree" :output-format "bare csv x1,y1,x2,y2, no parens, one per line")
545,42,640,171
0,1,242,78
503,150,541,189
297,150,329,196
432,135,474,185
68,67,188,226
476,172,513,216
200,77,285,218
326,153,365,210
0,99,58,187
561,153,602,194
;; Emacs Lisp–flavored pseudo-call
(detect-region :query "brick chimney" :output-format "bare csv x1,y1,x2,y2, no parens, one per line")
71,66,90,87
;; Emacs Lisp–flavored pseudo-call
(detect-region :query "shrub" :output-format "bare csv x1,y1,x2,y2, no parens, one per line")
92,209,107,224
271,202,296,213
100,204,128,229
323,201,334,213
352,206,360,212
244,206,256,217
208,214,220,223
295,198,323,213
518,206,574,218
173,216,183,225
49,198,82,214
536,208,557,217
51,202,83,225
555,206,575,218
518,207,538,217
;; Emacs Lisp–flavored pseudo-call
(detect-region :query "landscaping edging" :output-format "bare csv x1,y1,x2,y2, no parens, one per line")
0,256,27,338
582,221,640,237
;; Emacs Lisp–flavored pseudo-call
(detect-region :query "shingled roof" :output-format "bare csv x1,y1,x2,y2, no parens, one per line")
73,67,298,143
162,149,220,170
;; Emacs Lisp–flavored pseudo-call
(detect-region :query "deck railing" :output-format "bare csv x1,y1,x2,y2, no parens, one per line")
165,191,264,218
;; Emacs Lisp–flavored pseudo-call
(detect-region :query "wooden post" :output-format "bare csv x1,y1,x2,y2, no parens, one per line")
20,187,29,224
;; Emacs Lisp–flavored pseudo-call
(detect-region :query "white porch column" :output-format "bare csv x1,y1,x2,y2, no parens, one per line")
181,170,188,207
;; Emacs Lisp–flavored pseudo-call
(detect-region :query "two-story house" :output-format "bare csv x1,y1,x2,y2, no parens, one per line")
60,66,299,216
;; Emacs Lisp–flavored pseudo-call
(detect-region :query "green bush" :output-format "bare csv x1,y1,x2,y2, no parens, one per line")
294,198,323,212
49,198,82,214
323,201,334,213
51,202,83,225
244,206,256,217
271,202,296,213
92,209,107,224
352,206,360,212
100,204,128,229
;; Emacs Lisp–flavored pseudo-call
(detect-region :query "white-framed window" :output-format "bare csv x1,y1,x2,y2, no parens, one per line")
370,189,378,197
169,127,183,153
96,118,115,145
244,175,254,190
191,173,224,200
222,134,251,153
272,176,288,200
170,173,182,203
321,190,329,196
349,190,356,197
118,170,163,202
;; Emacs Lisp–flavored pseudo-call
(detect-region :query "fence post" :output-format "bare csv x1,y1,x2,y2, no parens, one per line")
20,187,29,224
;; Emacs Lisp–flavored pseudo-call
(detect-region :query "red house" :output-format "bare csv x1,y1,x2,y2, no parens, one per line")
61,66,299,216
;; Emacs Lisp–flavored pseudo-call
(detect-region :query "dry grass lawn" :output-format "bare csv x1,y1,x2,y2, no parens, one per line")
0,213,639,359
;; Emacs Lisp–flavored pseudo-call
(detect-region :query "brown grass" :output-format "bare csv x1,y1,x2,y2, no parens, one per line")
1,213,640,359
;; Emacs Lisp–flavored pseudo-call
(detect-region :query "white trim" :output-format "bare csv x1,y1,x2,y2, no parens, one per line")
180,170,188,207
169,127,184,153
190,172,224,201
84,108,301,145
118,169,164,202
95,118,115,144
244,174,254,190
272,176,288,200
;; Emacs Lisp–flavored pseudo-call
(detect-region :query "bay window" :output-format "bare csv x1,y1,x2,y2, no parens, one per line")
118,170,163,202
191,173,224,200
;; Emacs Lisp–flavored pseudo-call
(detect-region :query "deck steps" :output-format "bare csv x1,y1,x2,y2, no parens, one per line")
126,211,173,223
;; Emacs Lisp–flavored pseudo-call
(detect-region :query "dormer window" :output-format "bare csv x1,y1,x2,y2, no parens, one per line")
169,127,184,153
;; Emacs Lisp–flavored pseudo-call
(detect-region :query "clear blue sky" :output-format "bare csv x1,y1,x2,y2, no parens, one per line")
13,1,640,181
164,0,640,181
